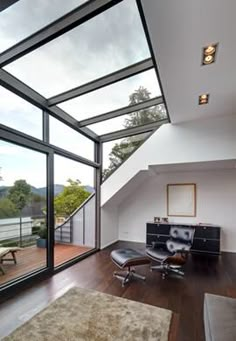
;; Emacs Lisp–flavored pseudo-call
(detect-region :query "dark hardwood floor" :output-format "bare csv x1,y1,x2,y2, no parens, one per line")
0,241,236,340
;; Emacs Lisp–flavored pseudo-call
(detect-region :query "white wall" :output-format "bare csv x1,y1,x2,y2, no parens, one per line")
101,114,236,206
118,169,236,253
101,203,119,249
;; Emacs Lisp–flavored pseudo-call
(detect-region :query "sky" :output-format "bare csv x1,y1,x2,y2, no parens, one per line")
0,0,162,188
0,140,94,187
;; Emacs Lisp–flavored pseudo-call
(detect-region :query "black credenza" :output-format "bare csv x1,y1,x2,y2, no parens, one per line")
146,222,221,255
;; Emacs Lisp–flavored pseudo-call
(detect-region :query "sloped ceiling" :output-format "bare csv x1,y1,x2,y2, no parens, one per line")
141,0,236,123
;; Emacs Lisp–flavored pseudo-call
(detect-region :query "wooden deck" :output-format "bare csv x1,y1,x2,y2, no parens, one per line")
0,244,92,286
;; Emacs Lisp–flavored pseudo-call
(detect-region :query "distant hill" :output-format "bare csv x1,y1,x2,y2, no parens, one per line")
0,186,9,198
31,184,65,197
84,185,95,193
0,184,94,198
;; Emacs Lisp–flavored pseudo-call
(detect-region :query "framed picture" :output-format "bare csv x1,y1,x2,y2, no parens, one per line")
167,183,196,217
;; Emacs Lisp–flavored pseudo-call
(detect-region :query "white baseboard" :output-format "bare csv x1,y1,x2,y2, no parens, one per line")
221,248,236,253
118,238,145,244
100,239,119,249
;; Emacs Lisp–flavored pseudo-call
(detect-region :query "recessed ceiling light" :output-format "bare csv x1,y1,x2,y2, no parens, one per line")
199,94,209,105
204,55,214,65
202,43,218,65
204,45,216,56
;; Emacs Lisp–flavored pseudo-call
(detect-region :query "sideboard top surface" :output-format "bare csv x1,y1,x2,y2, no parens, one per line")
147,222,221,228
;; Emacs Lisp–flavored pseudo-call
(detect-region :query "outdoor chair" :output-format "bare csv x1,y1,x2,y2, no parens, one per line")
0,247,21,275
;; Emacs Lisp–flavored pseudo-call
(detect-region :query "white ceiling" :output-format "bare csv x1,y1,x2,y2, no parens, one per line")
141,0,236,124
149,160,236,175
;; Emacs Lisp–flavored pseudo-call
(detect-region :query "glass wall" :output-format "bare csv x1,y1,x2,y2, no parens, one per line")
0,0,166,294
54,155,96,266
0,86,42,140
0,140,47,286
49,116,94,161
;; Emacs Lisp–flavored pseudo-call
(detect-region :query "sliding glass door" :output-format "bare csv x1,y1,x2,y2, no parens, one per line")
0,139,48,286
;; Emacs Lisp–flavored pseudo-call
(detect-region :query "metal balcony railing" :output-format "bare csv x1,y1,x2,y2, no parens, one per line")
55,193,95,247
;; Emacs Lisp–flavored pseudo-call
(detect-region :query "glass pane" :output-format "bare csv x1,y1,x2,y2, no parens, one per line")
88,103,167,135
54,155,95,266
0,86,42,139
0,140,47,286
0,0,88,53
102,133,150,181
5,0,150,97
49,116,94,161
59,69,161,120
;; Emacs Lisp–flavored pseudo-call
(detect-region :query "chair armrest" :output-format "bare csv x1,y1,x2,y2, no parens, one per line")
152,242,168,251
175,249,190,254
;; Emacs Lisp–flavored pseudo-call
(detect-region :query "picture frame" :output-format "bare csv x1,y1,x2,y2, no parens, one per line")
167,183,196,217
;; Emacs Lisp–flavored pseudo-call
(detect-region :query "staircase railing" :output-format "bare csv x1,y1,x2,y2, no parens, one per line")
55,193,95,247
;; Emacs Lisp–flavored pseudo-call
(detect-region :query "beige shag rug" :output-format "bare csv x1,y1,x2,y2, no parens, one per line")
4,287,172,341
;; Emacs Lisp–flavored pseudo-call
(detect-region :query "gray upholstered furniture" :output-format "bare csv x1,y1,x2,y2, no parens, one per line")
111,248,150,286
146,225,195,278
204,293,236,341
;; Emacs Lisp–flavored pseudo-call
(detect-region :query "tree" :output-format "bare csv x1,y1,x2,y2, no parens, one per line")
0,198,19,218
54,179,91,217
103,86,166,180
8,180,31,212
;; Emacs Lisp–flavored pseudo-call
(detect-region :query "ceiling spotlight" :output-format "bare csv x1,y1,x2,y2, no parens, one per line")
199,94,209,105
202,43,218,65
204,55,214,65
204,45,216,55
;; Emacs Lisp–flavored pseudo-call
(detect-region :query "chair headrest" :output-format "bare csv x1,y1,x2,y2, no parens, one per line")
166,239,191,253
170,226,195,242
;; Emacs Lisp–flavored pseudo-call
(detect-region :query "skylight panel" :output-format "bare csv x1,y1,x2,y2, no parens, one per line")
0,0,87,53
87,104,167,135
59,69,161,120
4,0,150,98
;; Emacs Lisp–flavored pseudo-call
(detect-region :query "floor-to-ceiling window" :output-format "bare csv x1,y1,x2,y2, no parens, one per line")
0,140,48,286
54,155,96,266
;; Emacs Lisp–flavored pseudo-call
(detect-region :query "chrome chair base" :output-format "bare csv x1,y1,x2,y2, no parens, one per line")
150,264,184,279
113,267,146,287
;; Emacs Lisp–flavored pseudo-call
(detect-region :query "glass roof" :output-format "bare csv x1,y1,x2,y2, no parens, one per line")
0,0,167,145
0,0,87,53
88,104,167,135
4,0,150,98
59,69,161,120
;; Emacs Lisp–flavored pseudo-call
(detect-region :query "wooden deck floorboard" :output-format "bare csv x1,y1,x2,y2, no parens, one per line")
0,244,91,286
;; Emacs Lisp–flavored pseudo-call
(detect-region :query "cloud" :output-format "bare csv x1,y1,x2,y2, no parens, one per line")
0,0,86,52
0,145,18,155
0,86,42,138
